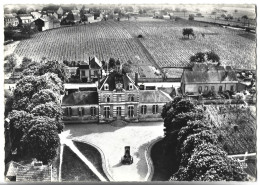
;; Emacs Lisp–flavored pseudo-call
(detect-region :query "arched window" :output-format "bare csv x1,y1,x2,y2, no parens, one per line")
129,83,133,90
128,94,134,101
104,83,109,90
104,94,110,102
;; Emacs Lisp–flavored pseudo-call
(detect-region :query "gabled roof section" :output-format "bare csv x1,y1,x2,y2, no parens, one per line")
90,56,102,69
99,71,138,91
62,91,98,105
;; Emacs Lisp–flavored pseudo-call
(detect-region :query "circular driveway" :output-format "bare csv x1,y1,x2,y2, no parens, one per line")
64,122,164,181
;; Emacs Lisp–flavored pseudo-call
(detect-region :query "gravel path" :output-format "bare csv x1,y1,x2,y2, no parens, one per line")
64,122,164,181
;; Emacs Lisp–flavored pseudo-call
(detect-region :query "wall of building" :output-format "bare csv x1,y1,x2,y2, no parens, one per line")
184,83,238,94
62,105,99,123
138,103,164,121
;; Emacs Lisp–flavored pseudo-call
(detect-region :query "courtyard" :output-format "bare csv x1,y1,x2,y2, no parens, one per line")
64,121,164,181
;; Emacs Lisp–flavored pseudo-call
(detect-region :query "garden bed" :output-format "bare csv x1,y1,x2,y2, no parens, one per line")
61,141,108,181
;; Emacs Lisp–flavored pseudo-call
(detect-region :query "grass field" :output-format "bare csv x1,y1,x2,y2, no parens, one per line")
12,17,256,77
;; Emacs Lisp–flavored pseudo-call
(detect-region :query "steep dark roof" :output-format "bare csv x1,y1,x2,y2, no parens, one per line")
139,90,172,103
99,72,136,91
89,57,102,69
62,91,98,105
182,70,237,83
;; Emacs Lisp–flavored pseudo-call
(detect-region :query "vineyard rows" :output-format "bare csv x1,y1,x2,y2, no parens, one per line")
205,105,256,155
13,18,256,78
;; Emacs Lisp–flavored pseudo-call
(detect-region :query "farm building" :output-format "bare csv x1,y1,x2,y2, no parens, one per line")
5,160,52,182
181,63,238,95
4,14,19,27
57,7,64,18
61,68,172,123
34,16,60,31
85,14,95,22
30,12,42,19
17,14,34,25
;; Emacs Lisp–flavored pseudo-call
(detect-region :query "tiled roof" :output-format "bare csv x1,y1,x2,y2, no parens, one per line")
182,70,237,83
4,14,16,18
62,91,98,105
16,165,51,182
139,90,172,103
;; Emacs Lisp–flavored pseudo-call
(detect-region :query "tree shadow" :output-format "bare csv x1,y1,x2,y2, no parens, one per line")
112,161,123,168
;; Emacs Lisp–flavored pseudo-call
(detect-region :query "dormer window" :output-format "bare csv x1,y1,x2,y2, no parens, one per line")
104,83,109,91
129,83,133,90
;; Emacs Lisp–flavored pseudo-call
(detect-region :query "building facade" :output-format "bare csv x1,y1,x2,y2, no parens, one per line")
181,63,238,95
4,14,19,27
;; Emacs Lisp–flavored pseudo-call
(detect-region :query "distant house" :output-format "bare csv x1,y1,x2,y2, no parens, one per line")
17,14,34,25
34,16,60,31
181,63,238,95
163,15,170,19
78,57,103,82
4,14,19,27
57,7,64,18
30,12,42,19
85,14,95,23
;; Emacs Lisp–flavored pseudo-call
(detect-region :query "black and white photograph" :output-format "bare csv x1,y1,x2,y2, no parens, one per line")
1,0,257,183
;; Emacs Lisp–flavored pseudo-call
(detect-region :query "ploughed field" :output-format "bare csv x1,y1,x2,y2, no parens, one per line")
13,17,256,73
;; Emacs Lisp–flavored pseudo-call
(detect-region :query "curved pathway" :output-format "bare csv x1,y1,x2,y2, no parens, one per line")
65,121,164,181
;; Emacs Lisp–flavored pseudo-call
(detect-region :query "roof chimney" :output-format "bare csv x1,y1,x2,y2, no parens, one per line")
135,72,138,86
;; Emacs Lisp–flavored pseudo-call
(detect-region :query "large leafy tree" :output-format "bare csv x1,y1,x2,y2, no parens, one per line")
31,102,63,120
5,54,17,76
182,28,194,39
190,51,220,64
171,142,248,181
22,116,60,164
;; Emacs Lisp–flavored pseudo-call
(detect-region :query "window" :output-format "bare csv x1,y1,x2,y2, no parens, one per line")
205,86,208,91
198,86,202,93
152,105,159,114
117,95,122,102
104,83,109,90
78,107,82,116
128,94,134,101
141,105,147,114
81,70,85,77
230,85,234,91
211,86,215,91
128,106,134,118
90,107,96,116
129,83,133,90
219,86,223,92
66,107,72,116
104,107,110,118
116,107,122,116
104,94,110,102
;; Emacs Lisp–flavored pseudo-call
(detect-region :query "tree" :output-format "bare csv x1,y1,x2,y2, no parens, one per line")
122,63,132,74
242,15,248,26
38,60,69,82
22,116,60,164
20,57,32,69
182,8,187,17
17,8,27,14
182,28,194,39
190,51,220,64
22,61,41,76
5,54,17,77
190,52,206,63
188,14,194,21
7,110,34,154
171,142,248,181
109,58,116,69
175,7,181,12
31,102,63,120
206,51,220,63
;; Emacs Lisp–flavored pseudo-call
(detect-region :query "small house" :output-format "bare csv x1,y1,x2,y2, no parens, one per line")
4,14,19,27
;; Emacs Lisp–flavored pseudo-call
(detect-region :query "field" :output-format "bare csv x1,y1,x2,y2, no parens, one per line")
205,105,256,155
12,17,256,78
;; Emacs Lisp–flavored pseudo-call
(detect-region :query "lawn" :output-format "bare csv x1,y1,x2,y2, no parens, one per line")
61,141,108,182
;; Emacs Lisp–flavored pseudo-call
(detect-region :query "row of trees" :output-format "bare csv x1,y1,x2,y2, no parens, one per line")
161,97,248,181
5,58,67,164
